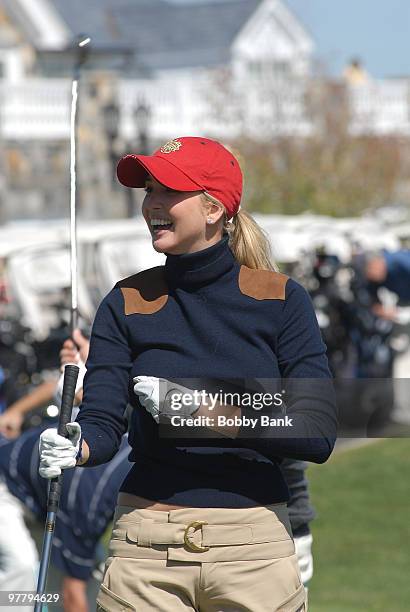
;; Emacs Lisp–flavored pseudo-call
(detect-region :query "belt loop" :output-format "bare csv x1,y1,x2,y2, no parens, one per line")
137,518,154,547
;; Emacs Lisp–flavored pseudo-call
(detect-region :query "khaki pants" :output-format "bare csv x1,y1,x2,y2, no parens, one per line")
96,503,307,612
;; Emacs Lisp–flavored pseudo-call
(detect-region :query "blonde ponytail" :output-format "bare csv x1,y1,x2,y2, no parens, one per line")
202,193,278,272
225,210,278,271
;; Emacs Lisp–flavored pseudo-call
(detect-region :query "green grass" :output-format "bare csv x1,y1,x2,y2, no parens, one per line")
307,439,410,612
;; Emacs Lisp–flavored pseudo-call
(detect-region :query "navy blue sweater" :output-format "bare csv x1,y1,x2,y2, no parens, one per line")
76,234,337,507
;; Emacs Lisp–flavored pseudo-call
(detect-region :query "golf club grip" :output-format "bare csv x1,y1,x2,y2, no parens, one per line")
58,364,79,437
47,365,80,513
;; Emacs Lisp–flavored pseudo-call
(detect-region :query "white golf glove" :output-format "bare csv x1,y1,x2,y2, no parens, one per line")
294,533,313,584
133,376,202,424
38,421,82,479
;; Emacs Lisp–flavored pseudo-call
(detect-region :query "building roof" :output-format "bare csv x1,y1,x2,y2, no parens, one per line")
48,0,139,51
11,1,312,73
48,0,262,70
116,0,262,69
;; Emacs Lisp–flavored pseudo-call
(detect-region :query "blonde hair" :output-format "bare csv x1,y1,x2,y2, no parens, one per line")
202,192,278,272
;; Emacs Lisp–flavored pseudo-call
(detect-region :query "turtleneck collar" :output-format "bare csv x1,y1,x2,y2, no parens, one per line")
164,233,236,289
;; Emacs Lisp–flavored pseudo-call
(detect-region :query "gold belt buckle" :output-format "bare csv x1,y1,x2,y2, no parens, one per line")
183,520,210,552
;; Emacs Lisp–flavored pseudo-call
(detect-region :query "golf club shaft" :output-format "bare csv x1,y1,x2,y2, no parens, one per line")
70,77,78,335
69,36,90,335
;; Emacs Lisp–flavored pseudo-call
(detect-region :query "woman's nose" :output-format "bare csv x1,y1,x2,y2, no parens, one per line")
144,196,161,211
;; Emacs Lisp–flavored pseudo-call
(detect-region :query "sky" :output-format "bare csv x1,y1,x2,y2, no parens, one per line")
169,0,410,78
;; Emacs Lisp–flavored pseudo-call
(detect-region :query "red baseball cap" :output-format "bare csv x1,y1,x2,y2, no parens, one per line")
116,136,242,219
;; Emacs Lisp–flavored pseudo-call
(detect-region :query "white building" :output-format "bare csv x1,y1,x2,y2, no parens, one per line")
117,0,315,139
0,0,409,141
0,0,315,141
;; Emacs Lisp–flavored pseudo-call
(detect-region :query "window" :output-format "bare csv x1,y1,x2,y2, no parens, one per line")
273,61,291,77
247,60,292,79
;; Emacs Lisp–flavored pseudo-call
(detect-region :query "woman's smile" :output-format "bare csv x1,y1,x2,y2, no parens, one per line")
150,217,175,236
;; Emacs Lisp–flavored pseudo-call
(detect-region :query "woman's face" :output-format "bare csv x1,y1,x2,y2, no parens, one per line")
141,176,222,254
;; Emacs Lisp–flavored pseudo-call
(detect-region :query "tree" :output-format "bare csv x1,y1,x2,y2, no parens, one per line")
228,78,408,216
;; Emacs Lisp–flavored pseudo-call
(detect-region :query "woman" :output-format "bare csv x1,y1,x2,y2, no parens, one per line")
39,137,337,611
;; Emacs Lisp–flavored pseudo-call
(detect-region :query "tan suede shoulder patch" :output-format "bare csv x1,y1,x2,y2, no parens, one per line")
238,266,289,300
116,266,168,315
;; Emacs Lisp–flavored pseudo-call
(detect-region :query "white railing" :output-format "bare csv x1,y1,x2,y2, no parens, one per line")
348,79,410,136
119,76,312,140
1,76,410,141
119,75,226,141
0,79,71,140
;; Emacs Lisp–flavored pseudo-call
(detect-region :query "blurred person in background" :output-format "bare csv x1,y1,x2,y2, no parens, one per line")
365,248,410,425
0,335,62,603
280,459,315,587
0,330,131,612
38,137,336,611
0,379,58,439
365,248,410,308
0,429,131,612
0,454,39,603
343,57,370,85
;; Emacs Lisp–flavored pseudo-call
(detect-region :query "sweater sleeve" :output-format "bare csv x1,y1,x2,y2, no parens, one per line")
235,279,338,463
279,458,316,533
75,288,132,466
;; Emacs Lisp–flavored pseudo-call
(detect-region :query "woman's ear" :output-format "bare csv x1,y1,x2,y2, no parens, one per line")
207,203,225,225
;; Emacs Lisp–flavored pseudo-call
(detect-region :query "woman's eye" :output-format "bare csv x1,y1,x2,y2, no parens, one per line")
144,186,175,195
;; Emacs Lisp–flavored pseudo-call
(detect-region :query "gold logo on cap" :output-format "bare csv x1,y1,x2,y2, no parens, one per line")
160,139,182,154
